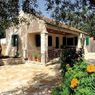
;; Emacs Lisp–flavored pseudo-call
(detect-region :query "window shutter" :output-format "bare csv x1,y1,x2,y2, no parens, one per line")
11,34,19,47
86,37,89,46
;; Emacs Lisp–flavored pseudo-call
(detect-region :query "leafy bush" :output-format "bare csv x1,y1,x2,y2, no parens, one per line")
60,48,84,76
52,61,95,95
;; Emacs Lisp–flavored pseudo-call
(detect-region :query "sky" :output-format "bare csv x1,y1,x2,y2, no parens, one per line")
37,0,51,17
37,0,75,18
19,0,51,18
19,0,75,18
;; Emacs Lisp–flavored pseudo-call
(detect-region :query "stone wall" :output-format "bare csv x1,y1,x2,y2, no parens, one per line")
5,13,46,60
84,37,95,53
5,11,82,64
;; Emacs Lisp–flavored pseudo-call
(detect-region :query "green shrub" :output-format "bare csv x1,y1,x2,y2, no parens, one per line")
52,61,95,95
59,48,84,76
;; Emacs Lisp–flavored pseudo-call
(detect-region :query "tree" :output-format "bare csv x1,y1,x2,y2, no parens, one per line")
22,0,39,14
0,0,95,37
0,0,19,56
89,0,95,5
0,0,40,30
0,0,19,39
0,0,19,28
46,0,95,36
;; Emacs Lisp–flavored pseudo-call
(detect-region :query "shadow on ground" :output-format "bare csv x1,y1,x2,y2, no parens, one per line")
0,59,4,66
0,64,62,95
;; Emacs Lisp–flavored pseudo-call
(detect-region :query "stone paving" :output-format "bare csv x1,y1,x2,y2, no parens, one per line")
0,62,62,95
85,53,95,64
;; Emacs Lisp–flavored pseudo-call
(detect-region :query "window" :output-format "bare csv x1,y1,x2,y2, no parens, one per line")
11,34,19,47
63,37,66,46
75,37,78,45
86,37,89,46
67,38,73,46
48,36,52,46
56,37,59,48
35,35,40,47
62,37,78,46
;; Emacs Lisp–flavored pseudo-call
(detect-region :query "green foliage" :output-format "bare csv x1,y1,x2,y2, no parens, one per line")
0,0,41,30
0,26,5,39
0,0,19,29
51,87,62,95
52,60,95,95
46,0,95,37
1,0,95,38
60,48,83,76
22,0,40,15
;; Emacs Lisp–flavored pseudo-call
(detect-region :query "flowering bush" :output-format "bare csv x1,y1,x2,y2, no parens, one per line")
52,61,95,95
70,78,78,89
59,48,84,76
87,64,95,73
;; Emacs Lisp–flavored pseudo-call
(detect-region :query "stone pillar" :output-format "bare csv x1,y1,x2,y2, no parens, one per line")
41,32,48,64
23,34,28,59
84,35,88,54
77,33,82,50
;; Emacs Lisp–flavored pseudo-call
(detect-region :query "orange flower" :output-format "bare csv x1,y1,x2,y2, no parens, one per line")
87,64,95,73
70,78,78,89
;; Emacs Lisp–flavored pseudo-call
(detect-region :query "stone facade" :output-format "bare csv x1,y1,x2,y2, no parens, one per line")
5,11,86,64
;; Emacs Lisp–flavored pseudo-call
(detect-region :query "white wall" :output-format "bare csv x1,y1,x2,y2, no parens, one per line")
85,37,95,53
1,38,6,44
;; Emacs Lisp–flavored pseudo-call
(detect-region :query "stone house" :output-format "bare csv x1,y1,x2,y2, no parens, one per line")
5,11,89,64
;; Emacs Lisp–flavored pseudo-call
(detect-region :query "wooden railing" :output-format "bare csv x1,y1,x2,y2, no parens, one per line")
48,49,63,61
48,47,77,62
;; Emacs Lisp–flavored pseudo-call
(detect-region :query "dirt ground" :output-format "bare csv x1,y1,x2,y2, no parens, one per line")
0,62,62,95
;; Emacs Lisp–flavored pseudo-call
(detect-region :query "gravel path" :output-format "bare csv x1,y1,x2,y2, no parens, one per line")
85,53,95,64
0,62,62,95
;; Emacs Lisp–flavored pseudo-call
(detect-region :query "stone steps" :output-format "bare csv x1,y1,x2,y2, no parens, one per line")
0,58,24,66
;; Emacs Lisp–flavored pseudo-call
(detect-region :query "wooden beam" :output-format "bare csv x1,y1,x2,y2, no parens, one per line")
47,28,72,35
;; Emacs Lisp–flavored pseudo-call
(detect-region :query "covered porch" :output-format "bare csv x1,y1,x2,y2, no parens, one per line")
26,27,83,64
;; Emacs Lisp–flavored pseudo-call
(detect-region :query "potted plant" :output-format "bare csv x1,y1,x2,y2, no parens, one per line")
37,54,41,62
32,53,38,61
31,53,41,62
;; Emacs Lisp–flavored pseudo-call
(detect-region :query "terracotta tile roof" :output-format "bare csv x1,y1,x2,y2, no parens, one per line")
33,13,87,34
41,16,87,34
24,12,87,35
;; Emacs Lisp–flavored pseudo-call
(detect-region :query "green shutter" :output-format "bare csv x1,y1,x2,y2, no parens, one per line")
11,34,19,47
86,37,89,46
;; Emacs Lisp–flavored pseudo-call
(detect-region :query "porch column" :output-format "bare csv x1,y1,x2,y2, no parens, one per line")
77,33,82,50
23,34,28,59
41,32,48,64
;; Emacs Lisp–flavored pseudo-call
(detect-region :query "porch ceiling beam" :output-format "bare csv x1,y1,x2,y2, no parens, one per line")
46,25,80,36
47,28,65,35
47,28,78,36
46,22,81,33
